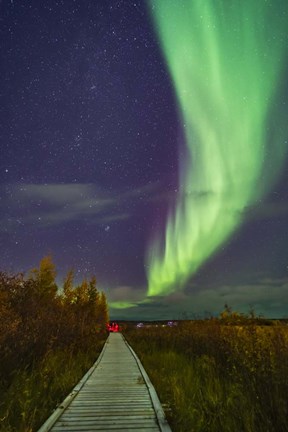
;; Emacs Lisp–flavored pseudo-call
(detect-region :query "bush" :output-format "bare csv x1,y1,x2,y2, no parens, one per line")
0,257,109,431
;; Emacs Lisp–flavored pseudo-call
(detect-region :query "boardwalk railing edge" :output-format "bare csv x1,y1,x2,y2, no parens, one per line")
36,336,110,432
122,334,172,432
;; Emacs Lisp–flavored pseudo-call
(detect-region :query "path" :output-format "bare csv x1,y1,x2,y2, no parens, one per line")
38,333,171,432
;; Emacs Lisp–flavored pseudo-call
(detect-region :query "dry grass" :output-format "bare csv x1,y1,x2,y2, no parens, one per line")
125,316,288,432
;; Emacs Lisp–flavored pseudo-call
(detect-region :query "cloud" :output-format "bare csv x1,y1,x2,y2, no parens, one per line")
14,183,101,205
108,285,146,303
109,278,288,320
243,201,288,221
0,181,161,230
160,280,288,318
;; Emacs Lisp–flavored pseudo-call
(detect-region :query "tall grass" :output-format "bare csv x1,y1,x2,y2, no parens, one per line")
125,317,288,432
0,346,104,432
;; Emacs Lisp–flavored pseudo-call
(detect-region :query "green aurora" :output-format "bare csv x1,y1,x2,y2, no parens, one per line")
147,0,288,297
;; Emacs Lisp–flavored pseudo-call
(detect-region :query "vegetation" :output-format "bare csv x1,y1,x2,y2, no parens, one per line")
125,309,288,432
0,256,109,432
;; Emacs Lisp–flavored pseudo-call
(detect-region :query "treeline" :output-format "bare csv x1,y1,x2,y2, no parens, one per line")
0,256,109,432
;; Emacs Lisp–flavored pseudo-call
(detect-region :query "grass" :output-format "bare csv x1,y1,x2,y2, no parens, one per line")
125,318,288,432
0,344,105,432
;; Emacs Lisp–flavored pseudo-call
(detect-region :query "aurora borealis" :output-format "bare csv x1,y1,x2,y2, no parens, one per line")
1,0,288,319
147,0,288,297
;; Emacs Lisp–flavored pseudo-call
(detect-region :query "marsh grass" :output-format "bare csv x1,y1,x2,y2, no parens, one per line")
0,345,104,432
125,319,288,432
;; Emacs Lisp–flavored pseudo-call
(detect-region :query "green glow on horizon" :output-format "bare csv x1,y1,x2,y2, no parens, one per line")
110,298,152,309
110,302,136,309
147,0,288,296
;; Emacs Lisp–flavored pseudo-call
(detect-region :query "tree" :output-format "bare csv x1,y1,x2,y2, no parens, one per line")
63,269,74,303
29,255,58,300
88,276,99,304
96,292,109,332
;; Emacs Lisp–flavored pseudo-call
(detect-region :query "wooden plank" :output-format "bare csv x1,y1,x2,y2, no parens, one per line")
60,416,156,421
37,333,171,432
52,428,160,432
51,427,159,431
56,420,158,425
63,408,155,414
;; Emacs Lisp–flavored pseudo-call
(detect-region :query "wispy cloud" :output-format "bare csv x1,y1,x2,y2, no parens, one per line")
109,278,288,320
243,201,288,220
108,285,146,302
159,279,288,318
0,181,161,231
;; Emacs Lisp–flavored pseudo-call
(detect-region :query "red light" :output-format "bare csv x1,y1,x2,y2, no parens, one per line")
107,322,119,332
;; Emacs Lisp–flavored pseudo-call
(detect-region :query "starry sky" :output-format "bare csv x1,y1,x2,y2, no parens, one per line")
1,0,288,320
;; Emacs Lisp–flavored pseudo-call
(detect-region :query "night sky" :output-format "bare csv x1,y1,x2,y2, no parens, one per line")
1,0,288,320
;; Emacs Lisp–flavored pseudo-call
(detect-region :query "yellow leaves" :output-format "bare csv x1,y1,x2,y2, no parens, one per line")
0,259,109,431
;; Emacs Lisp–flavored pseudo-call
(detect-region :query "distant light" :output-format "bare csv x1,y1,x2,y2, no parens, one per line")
167,321,176,327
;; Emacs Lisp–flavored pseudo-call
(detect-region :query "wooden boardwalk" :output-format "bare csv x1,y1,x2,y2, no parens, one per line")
38,333,171,432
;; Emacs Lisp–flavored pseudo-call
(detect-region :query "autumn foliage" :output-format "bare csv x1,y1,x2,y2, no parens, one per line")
0,256,109,431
